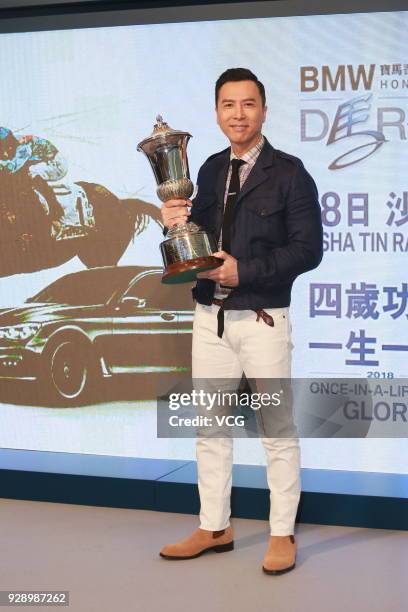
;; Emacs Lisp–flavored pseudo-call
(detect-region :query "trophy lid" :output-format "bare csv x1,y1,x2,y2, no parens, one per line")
137,115,192,156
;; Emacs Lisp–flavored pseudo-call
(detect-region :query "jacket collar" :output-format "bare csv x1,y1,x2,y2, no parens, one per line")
215,137,276,205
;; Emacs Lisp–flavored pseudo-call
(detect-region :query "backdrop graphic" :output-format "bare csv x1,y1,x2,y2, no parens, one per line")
0,10,406,471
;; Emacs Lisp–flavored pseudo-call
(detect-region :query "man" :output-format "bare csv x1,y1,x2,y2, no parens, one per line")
0,126,66,225
159,68,323,574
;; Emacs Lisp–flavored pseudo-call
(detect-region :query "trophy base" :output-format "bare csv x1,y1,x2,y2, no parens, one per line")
162,256,223,284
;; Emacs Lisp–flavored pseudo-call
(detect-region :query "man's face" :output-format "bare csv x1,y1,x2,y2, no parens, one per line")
216,80,267,153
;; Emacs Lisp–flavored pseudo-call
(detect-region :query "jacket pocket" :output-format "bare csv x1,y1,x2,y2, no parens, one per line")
244,197,285,218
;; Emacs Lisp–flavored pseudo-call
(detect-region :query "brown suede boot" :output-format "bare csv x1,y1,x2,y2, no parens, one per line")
160,527,234,560
262,535,297,575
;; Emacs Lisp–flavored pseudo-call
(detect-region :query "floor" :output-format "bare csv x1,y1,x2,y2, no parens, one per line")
0,498,407,612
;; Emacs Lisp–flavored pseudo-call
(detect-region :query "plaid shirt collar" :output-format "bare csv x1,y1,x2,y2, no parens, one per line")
230,134,265,165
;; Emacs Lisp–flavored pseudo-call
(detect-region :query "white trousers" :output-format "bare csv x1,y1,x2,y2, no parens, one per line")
192,303,301,536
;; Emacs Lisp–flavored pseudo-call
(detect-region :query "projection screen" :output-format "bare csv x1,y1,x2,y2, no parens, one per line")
0,1,406,473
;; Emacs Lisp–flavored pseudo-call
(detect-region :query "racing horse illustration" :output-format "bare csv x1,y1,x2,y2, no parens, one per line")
0,170,163,277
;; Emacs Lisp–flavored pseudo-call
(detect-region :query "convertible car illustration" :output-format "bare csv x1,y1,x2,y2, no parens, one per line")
0,266,194,404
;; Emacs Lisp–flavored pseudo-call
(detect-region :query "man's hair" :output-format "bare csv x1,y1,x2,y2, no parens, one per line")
215,68,266,107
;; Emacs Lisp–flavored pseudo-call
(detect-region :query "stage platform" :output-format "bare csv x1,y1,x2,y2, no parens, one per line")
0,449,407,530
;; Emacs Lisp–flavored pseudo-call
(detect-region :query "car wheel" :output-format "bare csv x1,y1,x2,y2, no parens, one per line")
42,339,97,405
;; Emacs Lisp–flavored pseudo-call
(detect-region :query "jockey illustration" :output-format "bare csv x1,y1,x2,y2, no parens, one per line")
0,127,66,226
0,126,163,278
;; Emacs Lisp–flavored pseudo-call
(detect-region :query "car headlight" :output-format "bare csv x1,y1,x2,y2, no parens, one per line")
0,324,42,340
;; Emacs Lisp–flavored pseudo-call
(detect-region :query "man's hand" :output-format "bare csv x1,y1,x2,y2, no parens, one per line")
197,251,239,287
161,199,192,228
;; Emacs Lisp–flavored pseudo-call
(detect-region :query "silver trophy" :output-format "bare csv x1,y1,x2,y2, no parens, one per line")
137,115,222,284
